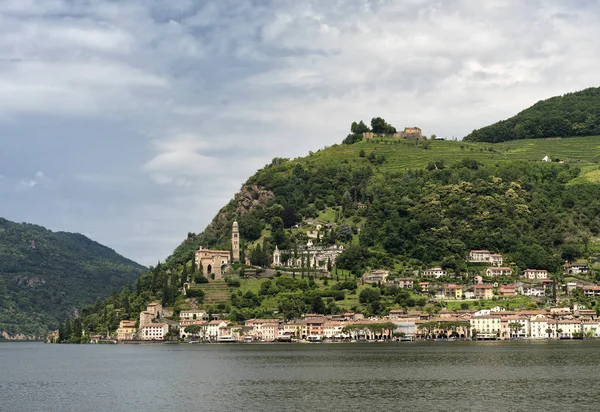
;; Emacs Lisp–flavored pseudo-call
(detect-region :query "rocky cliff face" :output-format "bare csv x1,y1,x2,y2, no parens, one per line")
235,185,275,216
207,184,274,232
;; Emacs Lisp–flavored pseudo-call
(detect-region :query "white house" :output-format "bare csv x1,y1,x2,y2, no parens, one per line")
421,267,447,278
179,310,208,321
366,270,389,282
468,250,503,266
140,323,169,341
519,285,545,297
486,267,513,277
522,269,549,280
564,264,589,275
556,320,581,339
469,250,490,262
582,321,600,338
530,317,550,339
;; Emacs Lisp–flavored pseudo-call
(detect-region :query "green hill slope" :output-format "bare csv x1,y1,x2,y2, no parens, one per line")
464,87,600,142
71,133,600,335
167,134,600,266
0,218,146,338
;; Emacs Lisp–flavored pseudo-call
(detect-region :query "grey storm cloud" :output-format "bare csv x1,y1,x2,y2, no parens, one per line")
1,0,599,264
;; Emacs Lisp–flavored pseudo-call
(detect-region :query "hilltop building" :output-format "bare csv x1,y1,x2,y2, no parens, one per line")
195,248,230,279
194,221,239,279
362,127,423,140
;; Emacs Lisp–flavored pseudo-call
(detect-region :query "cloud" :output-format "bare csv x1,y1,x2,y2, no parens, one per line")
1,0,600,264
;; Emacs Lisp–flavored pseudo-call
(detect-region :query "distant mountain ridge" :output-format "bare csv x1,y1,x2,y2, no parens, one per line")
464,87,600,142
0,217,146,339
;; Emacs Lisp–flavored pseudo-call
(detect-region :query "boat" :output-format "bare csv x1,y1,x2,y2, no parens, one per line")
306,335,323,342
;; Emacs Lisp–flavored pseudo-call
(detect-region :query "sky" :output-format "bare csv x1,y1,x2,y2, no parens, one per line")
1,0,600,265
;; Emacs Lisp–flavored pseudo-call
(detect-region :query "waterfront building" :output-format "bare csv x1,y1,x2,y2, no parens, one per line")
470,315,500,338
140,323,168,341
179,310,209,321
116,320,137,341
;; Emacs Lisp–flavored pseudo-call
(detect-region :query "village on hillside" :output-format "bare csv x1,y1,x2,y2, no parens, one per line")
50,219,600,345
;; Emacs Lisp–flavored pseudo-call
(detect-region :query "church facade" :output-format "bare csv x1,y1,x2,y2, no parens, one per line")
194,220,239,280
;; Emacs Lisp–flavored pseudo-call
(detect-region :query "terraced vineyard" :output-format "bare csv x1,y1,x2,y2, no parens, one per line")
189,281,232,306
302,135,600,180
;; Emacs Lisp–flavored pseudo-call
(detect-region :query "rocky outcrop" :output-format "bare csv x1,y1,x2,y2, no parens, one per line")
12,275,46,287
235,185,275,216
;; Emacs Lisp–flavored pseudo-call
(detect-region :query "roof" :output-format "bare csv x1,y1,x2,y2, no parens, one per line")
474,284,493,289
487,267,512,271
470,250,490,253
583,285,600,291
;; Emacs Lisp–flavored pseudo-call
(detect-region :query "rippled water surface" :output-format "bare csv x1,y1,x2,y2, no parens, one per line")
2,341,600,411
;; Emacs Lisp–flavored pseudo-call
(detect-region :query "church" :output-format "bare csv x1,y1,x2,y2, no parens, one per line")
194,220,240,279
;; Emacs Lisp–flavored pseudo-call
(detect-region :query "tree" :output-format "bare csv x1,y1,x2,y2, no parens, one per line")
181,263,188,287
238,214,264,240
186,288,205,305
359,288,380,304
281,205,299,228
337,223,353,242
351,120,370,134
370,117,396,134
270,216,284,231
184,324,201,340
250,244,269,267
310,296,326,314
508,321,522,338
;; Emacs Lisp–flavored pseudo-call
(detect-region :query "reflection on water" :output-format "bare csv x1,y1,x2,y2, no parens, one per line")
1,341,599,411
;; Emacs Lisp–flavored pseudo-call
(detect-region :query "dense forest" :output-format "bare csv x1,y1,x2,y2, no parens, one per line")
464,87,600,142
172,157,597,274
0,218,146,338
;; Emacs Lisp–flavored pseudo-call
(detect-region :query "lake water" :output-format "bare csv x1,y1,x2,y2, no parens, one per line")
1,341,599,411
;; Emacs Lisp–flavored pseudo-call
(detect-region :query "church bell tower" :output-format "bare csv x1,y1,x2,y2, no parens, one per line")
232,220,240,262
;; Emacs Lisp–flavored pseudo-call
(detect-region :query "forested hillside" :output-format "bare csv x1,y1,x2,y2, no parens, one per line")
66,131,600,341
464,87,600,142
0,218,146,338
